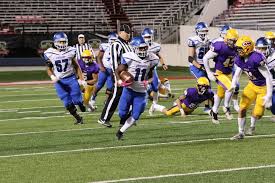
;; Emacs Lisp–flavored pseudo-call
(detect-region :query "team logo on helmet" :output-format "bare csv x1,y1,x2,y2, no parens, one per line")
242,41,252,47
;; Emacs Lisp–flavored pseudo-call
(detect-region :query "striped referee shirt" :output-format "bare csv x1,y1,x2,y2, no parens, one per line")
111,37,133,72
74,43,95,60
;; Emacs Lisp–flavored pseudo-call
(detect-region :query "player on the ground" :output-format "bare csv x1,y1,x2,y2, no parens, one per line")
78,50,99,111
152,77,214,117
147,78,175,100
188,22,211,113
89,32,117,108
141,28,168,115
255,37,275,122
44,32,86,124
115,36,159,140
229,36,272,140
203,29,239,124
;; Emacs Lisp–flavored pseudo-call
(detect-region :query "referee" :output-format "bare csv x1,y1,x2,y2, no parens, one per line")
74,34,95,60
98,24,133,127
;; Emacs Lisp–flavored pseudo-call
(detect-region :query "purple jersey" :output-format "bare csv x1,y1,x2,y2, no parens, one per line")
211,41,236,74
234,51,266,86
180,87,214,109
78,59,99,81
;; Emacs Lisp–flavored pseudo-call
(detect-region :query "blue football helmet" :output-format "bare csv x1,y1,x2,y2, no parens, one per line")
108,32,118,44
130,36,148,58
255,37,270,57
53,32,68,51
220,25,231,38
141,28,154,45
195,22,208,41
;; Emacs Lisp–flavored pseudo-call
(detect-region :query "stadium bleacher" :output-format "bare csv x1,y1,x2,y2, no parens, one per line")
212,0,275,30
0,0,206,37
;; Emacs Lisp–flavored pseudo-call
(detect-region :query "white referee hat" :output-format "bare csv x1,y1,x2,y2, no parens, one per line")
78,34,85,38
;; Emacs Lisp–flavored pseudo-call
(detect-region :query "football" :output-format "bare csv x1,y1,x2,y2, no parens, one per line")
119,70,134,83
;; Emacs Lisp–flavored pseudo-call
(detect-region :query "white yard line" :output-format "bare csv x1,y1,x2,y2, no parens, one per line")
0,112,102,122
0,98,58,103
41,111,65,114
0,127,104,137
0,93,56,98
89,164,275,183
0,118,209,136
0,133,274,158
17,110,41,114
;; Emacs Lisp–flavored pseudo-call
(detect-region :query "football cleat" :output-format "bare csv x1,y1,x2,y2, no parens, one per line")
210,110,220,124
203,107,211,115
97,119,112,128
230,133,244,140
245,127,255,136
116,130,124,140
223,106,233,120
74,116,84,125
148,104,155,116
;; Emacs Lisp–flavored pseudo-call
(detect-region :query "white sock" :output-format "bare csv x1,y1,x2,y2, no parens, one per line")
153,92,159,105
213,94,221,113
224,90,233,108
250,116,257,128
233,99,238,106
158,93,168,98
164,81,171,93
120,116,135,133
238,117,246,134
154,104,166,112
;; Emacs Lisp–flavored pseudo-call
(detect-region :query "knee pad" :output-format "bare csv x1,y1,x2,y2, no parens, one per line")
66,103,77,114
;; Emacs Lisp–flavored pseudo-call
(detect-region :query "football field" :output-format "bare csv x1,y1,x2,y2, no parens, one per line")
0,79,275,183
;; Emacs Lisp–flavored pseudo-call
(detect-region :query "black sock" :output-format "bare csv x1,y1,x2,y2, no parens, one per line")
66,104,81,120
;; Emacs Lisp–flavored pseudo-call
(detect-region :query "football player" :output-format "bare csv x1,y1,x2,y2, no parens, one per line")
203,29,239,124
89,32,117,108
141,28,168,115
188,22,211,113
212,24,232,43
255,37,275,122
229,36,272,140
152,77,214,117
265,31,275,50
78,50,99,111
115,36,159,140
147,78,175,100
44,32,86,124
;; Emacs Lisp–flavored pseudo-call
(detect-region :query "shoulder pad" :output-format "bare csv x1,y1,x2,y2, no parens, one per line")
210,41,223,53
187,36,196,47
147,52,159,60
122,52,141,62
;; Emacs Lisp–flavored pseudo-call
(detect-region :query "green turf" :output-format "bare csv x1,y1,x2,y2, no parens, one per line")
0,70,49,82
0,66,191,82
0,79,274,183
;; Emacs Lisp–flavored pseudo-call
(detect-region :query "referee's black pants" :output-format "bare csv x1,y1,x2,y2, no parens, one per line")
100,85,123,122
